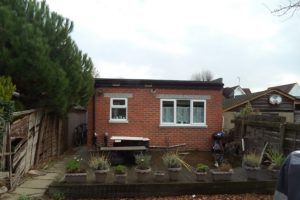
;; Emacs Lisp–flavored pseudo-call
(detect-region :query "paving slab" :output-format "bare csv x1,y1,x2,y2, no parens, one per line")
1,193,19,200
34,172,60,180
13,187,46,196
20,179,54,189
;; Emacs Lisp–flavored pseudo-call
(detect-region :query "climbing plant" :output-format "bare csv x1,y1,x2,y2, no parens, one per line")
0,76,15,155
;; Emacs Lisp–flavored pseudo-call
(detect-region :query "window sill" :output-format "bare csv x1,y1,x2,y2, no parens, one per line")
109,120,128,123
160,124,207,128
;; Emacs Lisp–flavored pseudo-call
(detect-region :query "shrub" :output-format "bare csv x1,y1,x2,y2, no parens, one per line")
114,165,127,174
243,152,261,168
216,163,232,172
135,153,151,170
66,158,85,173
196,163,209,173
266,149,285,170
88,155,110,170
17,195,32,200
52,192,65,200
162,152,182,168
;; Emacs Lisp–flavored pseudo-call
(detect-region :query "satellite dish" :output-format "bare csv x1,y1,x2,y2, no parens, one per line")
269,94,282,105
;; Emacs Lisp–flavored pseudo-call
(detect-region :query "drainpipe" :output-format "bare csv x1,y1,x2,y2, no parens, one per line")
93,90,96,140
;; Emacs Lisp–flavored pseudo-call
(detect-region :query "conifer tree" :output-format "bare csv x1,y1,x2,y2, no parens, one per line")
0,0,94,116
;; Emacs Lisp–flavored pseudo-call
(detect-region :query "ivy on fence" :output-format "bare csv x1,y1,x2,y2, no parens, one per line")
0,76,16,170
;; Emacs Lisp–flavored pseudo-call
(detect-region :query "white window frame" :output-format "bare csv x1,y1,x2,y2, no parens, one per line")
109,98,128,123
160,99,207,127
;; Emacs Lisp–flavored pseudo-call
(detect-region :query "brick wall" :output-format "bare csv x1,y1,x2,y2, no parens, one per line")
87,87,223,150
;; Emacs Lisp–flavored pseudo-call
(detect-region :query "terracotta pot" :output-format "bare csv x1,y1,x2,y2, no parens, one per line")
194,171,208,182
210,169,233,181
244,166,260,180
95,169,109,183
167,167,182,181
65,172,87,183
135,167,151,182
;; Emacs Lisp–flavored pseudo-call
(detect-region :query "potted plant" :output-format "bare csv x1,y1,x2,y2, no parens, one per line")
65,158,87,182
134,153,152,182
210,162,233,181
242,152,261,180
162,152,182,181
113,164,127,184
194,163,209,182
88,154,110,183
266,149,285,179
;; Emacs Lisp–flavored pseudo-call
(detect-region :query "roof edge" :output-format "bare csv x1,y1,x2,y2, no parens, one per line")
94,78,224,90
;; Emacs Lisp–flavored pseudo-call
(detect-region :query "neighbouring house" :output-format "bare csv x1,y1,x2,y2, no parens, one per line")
223,85,251,99
87,78,224,150
268,83,300,98
223,89,300,132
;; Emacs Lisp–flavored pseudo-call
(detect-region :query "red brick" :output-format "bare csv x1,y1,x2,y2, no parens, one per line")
87,87,223,150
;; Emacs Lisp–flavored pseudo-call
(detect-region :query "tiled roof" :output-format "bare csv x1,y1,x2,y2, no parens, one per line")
223,86,240,98
242,88,251,95
268,83,296,93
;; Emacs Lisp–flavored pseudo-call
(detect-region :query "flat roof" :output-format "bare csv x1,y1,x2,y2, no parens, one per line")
95,78,223,90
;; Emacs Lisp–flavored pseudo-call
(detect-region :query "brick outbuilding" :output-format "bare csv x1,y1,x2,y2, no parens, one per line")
87,78,223,150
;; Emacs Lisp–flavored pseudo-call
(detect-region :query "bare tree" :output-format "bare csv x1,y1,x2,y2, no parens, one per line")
191,70,213,81
271,0,300,16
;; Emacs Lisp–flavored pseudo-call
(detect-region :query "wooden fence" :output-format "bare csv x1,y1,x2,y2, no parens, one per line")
1,109,68,190
233,115,300,154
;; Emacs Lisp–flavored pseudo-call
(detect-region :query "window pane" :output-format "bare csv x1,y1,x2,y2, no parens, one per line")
113,99,125,105
162,101,174,123
193,101,204,123
177,100,190,124
112,108,126,119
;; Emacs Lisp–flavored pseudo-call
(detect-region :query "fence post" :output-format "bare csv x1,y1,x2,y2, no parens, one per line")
279,123,285,152
241,119,246,138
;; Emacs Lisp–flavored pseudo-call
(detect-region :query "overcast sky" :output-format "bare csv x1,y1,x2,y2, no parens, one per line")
45,0,300,92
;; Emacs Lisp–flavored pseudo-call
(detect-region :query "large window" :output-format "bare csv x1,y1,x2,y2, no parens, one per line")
160,99,206,126
110,98,128,122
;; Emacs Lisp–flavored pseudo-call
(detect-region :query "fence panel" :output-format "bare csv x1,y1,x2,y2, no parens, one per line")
1,109,67,190
233,115,300,154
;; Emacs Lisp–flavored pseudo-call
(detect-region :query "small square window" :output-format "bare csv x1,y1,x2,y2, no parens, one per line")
110,98,128,122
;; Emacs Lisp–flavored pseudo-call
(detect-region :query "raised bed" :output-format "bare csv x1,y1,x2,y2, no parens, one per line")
48,180,276,199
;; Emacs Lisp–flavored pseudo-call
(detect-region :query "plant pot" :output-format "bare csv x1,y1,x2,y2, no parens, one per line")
210,169,233,181
195,171,208,182
154,171,165,182
65,172,87,183
244,166,260,180
167,167,181,181
95,169,109,183
270,169,280,179
135,167,151,182
114,173,127,184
